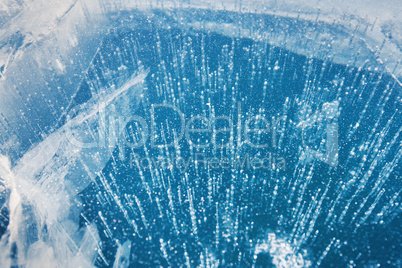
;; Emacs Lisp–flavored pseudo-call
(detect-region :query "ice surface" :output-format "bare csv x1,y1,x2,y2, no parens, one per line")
112,240,131,268
71,27,399,266
254,233,311,267
0,0,401,267
1,0,401,161
0,69,148,267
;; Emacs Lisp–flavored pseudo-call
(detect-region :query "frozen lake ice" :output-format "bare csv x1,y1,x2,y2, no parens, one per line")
0,1,401,267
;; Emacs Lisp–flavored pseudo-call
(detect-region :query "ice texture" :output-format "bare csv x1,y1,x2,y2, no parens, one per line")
0,0,401,267
0,69,148,267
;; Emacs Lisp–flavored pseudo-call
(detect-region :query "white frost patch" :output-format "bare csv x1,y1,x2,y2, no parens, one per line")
254,233,312,267
55,58,66,74
113,240,132,268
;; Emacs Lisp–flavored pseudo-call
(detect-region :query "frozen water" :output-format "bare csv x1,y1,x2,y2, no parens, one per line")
113,240,132,268
77,26,399,267
254,233,311,267
0,68,148,267
0,0,401,267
